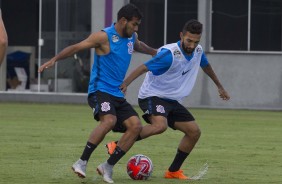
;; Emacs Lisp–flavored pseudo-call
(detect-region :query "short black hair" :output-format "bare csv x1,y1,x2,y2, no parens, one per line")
182,19,203,34
117,3,143,21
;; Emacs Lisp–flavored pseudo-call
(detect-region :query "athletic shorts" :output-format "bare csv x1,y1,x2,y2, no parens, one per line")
88,91,139,132
138,96,195,130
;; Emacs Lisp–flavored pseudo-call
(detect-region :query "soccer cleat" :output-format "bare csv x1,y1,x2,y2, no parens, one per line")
71,159,87,178
97,162,114,183
164,170,189,180
105,141,117,155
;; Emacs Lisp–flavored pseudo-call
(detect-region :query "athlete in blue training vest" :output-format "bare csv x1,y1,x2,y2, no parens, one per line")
38,4,157,183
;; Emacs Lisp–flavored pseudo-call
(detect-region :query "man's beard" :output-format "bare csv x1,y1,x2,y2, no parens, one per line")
182,42,194,55
122,24,132,38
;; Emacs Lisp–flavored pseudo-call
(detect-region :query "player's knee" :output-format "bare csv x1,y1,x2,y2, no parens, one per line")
134,122,142,133
100,122,115,132
192,127,201,140
127,120,142,134
153,123,167,134
101,115,117,125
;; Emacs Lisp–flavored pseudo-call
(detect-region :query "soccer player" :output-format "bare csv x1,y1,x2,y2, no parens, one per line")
38,4,156,183
0,8,8,66
107,19,230,180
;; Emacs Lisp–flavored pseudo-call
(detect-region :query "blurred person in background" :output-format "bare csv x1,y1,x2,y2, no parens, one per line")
0,8,8,66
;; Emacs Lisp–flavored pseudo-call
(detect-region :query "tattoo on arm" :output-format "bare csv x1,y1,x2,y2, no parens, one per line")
134,41,157,56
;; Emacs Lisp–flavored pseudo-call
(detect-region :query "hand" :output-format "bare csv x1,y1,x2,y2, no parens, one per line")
218,88,230,101
151,49,157,57
119,82,128,94
38,59,56,73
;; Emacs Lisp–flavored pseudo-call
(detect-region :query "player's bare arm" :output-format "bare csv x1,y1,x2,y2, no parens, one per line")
202,64,230,101
134,33,157,56
120,64,148,93
38,31,108,73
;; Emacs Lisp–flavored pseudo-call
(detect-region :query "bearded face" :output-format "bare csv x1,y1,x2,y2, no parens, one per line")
180,32,201,55
122,23,133,38
121,17,141,38
181,41,195,55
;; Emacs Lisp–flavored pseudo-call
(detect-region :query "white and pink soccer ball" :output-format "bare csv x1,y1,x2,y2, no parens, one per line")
127,154,153,180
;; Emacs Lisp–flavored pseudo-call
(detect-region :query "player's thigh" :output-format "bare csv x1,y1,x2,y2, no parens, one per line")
88,91,117,121
113,100,140,133
138,97,171,125
169,103,199,133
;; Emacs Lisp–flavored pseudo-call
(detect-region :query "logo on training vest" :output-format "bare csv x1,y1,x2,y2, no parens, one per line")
182,69,191,75
156,105,165,113
101,102,111,112
128,41,133,54
173,49,181,59
112,35,119,43
196,47,202,53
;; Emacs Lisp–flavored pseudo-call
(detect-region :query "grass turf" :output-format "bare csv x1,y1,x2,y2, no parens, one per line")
0,103,281,184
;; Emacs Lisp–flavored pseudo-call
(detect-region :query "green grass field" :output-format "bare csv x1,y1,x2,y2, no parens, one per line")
0,103,281,184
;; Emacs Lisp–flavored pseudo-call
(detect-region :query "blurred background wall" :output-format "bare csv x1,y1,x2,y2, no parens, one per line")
0,0,281,110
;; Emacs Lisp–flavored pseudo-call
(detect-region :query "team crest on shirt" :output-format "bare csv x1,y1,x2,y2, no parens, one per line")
173,49,181,59
196,47,202,53
156,105,165,113
101,102,111,112
112,35,119,43
128,41,134,54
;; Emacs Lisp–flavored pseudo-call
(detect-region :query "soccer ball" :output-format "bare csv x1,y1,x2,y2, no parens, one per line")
127,154,153,180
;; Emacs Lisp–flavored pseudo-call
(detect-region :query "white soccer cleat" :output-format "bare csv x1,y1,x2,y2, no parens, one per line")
97,162,114,183
72,159,87,178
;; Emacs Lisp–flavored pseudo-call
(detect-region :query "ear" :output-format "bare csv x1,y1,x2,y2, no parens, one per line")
180,32,183,39
120,17,128,25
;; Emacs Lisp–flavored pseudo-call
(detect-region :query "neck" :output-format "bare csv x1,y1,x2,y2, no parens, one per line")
114,22,125,37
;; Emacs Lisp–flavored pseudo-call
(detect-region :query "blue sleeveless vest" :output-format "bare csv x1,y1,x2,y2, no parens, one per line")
88,23,136,97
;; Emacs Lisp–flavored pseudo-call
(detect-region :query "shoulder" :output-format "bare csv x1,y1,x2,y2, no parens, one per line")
79,31,109,51
88,31,108,44
157,48,173,58
147,48,172,66
161,43,179,51
160,43,181,58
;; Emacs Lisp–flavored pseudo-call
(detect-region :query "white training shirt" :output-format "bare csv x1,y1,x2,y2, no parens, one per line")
138,43,203,103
